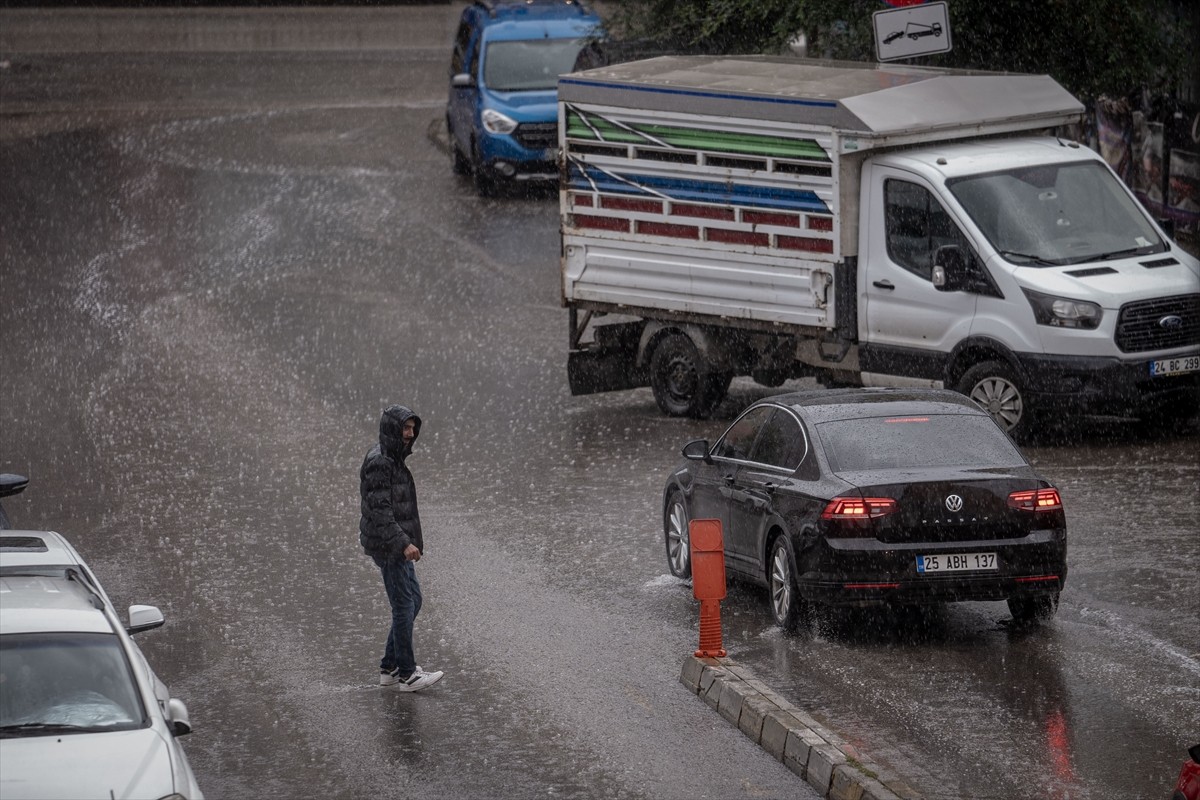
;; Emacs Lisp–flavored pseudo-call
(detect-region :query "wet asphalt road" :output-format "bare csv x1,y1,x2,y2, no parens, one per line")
2,7,1198,800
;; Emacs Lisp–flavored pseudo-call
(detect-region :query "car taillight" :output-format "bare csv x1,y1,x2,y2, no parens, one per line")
821,497,897,519
1007,488,1063,512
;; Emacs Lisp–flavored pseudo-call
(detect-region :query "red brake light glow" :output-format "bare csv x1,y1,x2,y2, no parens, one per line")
1007,488,1063,512
885,417,929,423
821,497,897,519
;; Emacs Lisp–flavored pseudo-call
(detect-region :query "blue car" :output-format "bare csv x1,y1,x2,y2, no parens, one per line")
446,0,603,195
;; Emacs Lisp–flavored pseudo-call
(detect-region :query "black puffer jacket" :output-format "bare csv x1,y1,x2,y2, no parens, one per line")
359,405,423,560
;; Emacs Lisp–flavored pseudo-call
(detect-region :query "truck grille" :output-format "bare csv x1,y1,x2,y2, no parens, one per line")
515,122,558,151
1114,294,1200,353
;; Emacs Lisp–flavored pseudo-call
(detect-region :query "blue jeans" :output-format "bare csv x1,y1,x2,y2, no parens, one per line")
374,557,422,678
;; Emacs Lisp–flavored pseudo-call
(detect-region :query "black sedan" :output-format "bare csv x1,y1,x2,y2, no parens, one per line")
661,388,1067,629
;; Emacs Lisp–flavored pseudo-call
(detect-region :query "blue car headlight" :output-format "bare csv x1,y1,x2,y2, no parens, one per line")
481,109,518,135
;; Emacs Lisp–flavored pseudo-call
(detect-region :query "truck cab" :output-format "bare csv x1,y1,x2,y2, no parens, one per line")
858,138,1198,436
447,0,603,196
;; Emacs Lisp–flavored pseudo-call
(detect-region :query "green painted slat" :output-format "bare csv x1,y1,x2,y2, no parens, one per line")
567,109,830,162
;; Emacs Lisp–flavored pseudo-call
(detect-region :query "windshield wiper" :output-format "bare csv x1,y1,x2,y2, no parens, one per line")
1092,246,1155,262
0,722,98,738
998,250,1061,266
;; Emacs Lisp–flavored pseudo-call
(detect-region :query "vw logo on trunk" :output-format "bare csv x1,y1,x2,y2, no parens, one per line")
945,494,964,512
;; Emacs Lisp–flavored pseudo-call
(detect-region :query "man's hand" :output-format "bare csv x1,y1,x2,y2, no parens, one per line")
403,544,421,562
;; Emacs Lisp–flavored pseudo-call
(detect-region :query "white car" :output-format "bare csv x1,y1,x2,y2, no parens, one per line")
0,529,204,800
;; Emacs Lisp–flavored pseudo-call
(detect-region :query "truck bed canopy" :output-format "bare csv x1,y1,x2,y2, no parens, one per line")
559,57,1084,147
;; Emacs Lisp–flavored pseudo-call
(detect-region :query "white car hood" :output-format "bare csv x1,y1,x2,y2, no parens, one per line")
0,728,178,799
1013,250,1200,309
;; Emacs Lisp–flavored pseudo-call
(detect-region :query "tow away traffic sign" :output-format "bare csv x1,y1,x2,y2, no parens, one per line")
874,1,952,61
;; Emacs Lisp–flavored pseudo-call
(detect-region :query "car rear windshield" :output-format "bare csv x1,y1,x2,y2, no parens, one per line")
0,632,146,736
817,414,1026,472
484,39,589,91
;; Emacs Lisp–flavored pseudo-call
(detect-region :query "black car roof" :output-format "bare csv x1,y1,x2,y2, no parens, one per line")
760,387,983,423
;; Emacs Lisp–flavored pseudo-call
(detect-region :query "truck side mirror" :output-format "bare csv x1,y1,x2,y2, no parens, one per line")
932,245,966,291
451,73,474,89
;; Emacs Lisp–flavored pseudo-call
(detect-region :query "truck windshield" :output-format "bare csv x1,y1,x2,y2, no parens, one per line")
947,161,1166,266
484,39,588,92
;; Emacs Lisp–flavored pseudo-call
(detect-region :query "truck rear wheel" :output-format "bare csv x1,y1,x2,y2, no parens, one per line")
957,360,1032,439
649,333,728,418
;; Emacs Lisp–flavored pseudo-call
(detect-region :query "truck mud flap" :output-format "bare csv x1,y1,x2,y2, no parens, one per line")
567,321,648,396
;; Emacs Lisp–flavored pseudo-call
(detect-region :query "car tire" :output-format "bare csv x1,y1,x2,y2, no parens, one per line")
768,537,808,633
649,333,726,418
956,360,1034,440
1007,592,1059,623
471,141,498,197
664,491,691,579
449,122,469,176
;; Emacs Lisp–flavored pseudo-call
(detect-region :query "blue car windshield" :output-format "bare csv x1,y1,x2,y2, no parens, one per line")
818,414,1026,472
484,39,588,91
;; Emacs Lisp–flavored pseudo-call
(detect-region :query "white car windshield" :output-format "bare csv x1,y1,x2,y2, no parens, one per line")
0,633,145,735
484,38,588,91
947,161,1166,266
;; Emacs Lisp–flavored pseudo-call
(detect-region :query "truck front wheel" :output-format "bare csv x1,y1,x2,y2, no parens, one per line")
649,333,728,418
956,360,1032,439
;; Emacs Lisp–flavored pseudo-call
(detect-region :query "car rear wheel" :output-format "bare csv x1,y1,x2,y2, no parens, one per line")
649,333,728,418
957,360,1033,440
664,492,691,579
768,537,808,633
1007,592,1059,624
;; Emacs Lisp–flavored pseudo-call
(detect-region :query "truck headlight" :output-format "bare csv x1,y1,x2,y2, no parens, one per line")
481,109,518,135
1022,288,1102,329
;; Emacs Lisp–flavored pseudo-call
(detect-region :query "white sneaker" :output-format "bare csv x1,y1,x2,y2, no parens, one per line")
394,667,444,692
379,665,422,686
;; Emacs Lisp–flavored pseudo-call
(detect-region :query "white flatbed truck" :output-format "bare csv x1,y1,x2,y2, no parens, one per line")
557,56,1200,437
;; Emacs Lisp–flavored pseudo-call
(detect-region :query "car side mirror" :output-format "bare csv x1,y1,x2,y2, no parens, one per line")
167,698,193,737
127,604,165,634
682,439,712,462
932,245,966,291
451,73,474,89
0,473,29,498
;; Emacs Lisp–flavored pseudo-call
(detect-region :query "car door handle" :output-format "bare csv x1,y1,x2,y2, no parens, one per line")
873,280,895,290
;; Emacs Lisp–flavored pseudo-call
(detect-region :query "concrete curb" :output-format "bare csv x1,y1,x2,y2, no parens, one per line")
680,655,925,800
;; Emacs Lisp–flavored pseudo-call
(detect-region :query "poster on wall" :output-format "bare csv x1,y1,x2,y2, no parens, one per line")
1168,149,1199,235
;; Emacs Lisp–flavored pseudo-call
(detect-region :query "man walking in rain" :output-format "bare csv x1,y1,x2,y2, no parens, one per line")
359,404,444,691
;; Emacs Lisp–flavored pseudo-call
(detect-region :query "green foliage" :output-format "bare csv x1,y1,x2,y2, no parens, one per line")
602,0,1196,101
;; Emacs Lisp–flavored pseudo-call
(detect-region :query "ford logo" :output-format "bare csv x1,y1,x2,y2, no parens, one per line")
1159,315,1184,330
945,494,964,512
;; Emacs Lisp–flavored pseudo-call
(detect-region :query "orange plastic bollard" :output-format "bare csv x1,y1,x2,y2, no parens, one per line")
689,519,726,658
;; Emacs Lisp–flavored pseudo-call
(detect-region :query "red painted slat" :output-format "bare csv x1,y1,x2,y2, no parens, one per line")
574,214,630,232
602,196,664,214
672,203,736,221
637,220,700,239
707,228,769,247
743,210,801,228
777,235,834,253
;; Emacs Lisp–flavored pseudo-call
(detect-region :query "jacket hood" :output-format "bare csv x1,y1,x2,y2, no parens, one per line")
379,404,421,461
